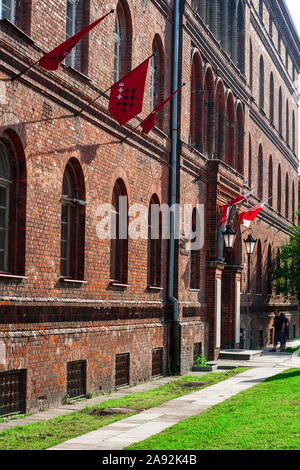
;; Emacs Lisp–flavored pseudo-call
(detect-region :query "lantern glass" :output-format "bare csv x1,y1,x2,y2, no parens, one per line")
244,233,257,255
223,226,236,248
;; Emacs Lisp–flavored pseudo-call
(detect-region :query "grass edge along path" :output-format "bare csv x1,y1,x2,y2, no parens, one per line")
126,368,300,451
0,368,247,450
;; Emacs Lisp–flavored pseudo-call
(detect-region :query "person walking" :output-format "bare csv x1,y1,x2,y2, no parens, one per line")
271,311,283,352
279,313,289,351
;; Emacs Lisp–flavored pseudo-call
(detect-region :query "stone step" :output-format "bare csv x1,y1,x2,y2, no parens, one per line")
218,349,263,361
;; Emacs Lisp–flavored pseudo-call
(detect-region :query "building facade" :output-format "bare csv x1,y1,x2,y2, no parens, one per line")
0,0,299,415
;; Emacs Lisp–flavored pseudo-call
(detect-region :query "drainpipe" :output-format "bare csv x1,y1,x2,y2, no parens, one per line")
168,0,180,375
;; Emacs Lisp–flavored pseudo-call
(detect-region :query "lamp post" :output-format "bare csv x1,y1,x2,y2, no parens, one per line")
244,233,257,255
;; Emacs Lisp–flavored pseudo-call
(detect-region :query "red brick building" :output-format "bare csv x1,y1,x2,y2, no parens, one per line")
0,0,299,415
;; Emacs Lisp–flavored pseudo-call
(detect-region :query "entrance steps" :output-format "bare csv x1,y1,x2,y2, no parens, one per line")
218,349,263,360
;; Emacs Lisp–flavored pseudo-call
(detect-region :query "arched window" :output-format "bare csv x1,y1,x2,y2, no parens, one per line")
259,56,264,109
278,87,282,135
269,72,274,124
249,39,253,88
203,67,215,157
114,1,132,81
150,35,165,129
215,79,226,160
0,142,12,273
286,100,289,146
268,155,273,207
248,134,252,187
225,91,235,168
60,159,85,280
110,179,128,284
258,144,263,199
267,244,272,295
256,240,262,294
148,195,162,288
64,0,89,72
189,207,201,290
228,0,237,62
285,173,289,219
237,0,245,73
259,0,263,20
277,164,282,213
292,181,295,223
292,111,296,153
236,102,244,174
190,52,203,149
0,132,26,275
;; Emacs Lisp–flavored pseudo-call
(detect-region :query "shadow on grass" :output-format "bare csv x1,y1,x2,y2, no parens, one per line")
264,369,300,382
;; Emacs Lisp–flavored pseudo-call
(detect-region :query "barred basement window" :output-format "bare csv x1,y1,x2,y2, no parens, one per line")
115,353,130,388
193,342,202,364
67,360,86,398
152,348,163,377
0,369,26,417
0,0,15,21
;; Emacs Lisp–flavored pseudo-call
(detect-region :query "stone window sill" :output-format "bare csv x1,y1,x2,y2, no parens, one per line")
59,277,87,284
109,280,130,288
147,286,163,291
0,273,28,280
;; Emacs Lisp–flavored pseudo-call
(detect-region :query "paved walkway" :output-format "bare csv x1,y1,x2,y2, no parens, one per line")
48,341,300,450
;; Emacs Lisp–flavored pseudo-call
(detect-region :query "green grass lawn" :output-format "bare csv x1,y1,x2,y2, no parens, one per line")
283,346,300,354
0,368,246,450
126,368,300,451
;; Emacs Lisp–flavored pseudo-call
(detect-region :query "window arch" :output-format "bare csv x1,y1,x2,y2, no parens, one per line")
148,194,162,288
110,178,128,284
0,131,26,275
237,0,245,73
278,87,283,135
269,72,274,124
225,91,235,168
203,67,215,157
150,34,165,129
285,173,289,219
277,164,282,213
215,79,226,160
256,239,262,294
236,101,244,174
114,1,132,81
259,56,264,109
190,51,203,149
268,155,273,207
189,207,201,290
60,158,85,280
258,144,263,199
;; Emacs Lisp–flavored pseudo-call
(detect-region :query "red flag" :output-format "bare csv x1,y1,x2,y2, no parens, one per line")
219,190,254,227
239,199,267,227
141,84,185,134
38,10,113,71
108,56,152,126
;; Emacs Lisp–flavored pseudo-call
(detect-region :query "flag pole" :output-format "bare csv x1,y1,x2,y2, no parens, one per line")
11,58,42,82
119,120,144,144
75,84,113,116
75,53,156,117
